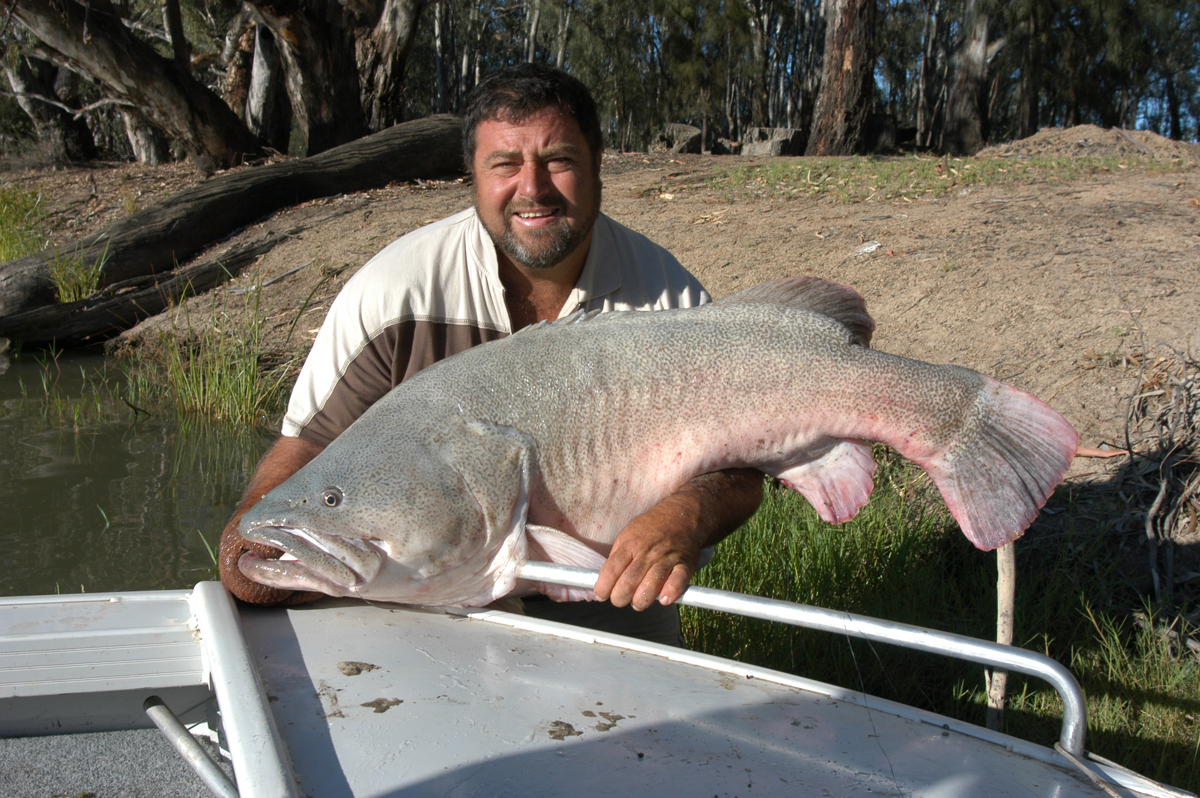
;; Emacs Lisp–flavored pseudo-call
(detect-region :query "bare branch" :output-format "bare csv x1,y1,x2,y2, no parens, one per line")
0,88,135,119
122,18,171,43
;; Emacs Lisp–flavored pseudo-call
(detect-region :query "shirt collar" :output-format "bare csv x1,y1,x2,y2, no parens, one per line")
565,213,621,313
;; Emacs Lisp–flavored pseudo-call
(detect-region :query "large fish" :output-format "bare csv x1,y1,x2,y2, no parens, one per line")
236,277,1078,607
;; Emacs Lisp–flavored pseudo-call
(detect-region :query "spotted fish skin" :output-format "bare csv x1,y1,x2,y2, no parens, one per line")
234,277,1078,607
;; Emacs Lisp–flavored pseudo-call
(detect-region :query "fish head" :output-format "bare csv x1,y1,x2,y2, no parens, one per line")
237,418,538,607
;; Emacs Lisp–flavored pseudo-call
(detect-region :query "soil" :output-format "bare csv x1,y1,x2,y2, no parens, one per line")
4,123,1198,502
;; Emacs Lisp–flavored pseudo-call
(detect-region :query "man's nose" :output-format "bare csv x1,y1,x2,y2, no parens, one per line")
515,161,554,200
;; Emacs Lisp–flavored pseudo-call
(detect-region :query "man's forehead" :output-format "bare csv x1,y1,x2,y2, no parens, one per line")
475,110,589,155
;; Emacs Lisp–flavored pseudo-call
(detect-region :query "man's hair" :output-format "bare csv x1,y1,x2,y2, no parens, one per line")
462,63,603,171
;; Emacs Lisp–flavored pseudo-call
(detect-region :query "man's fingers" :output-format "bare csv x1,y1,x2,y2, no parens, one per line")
609,560,686,611
657,564,692,606
593,546,633,602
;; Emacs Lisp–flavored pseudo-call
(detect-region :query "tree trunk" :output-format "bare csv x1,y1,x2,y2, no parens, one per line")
944,0,993,156
0,230,297,349
3,53,97,165
554,0,571,69
745,0,770,127
224,24,257,120
162,0,191,69
246,24,291,153
916,0,940,148
252,0,367,154
525,0,541,62
11,0,261,173
1165,73,1182,141
122,109,170,164
0,115,463,331
434,1,447,113
356,0,428,134
805,0,875,156
1017,5,1039,140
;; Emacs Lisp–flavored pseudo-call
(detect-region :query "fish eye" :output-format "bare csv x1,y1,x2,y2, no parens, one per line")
321,488,343,508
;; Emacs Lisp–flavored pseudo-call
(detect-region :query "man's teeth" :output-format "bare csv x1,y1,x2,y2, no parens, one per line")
517,210,554,218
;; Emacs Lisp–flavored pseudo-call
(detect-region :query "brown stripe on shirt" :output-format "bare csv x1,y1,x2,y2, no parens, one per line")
297,319,506,447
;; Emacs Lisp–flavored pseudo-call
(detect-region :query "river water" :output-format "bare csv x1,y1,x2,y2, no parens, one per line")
0,349,274,597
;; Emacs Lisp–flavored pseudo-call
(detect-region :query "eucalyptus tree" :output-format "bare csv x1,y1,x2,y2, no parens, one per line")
806,0,876,155
5,0,260,172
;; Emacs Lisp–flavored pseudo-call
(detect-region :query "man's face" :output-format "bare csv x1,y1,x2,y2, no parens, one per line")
472,108,601,271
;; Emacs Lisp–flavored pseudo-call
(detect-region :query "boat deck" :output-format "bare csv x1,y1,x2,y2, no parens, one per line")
1,582,1190,798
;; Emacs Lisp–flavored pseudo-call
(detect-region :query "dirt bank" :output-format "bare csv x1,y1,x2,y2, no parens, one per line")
6,125,1199,484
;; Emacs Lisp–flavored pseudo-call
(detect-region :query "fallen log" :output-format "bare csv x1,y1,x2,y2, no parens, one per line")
0,230,297,348
0,114,464,323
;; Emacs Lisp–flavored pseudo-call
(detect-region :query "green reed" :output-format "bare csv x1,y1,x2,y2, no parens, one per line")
121,284,296,427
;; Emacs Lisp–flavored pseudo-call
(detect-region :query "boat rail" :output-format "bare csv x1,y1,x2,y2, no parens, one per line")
517,561,1088,757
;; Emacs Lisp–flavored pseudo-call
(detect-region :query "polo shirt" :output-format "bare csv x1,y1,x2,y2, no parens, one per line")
283,207,710,445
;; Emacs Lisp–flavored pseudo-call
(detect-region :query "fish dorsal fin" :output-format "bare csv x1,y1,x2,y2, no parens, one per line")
716,277,875,346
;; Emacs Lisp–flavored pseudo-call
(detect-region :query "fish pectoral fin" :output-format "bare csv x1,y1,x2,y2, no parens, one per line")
772,439,877,524
525,525,606,602
449,419,538,547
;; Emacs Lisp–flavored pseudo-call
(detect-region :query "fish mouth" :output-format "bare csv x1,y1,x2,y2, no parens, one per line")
237,525,384,594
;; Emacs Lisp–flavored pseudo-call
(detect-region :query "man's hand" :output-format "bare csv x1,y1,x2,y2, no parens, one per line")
218,436,326,605
593,469,763,610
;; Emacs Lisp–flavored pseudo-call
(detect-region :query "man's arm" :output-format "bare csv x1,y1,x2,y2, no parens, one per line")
593,468,763,611
218,435,326,604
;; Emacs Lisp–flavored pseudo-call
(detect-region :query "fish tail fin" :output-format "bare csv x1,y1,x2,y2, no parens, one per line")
923,379,1078,550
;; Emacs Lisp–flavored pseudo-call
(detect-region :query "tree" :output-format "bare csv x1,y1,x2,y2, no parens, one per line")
2,51,97,164
9,0,261,172
944,0,1004,155
806,0,876,155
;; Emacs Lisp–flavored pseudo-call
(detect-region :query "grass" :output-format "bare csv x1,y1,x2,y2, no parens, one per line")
683,453,1200,792
0,184,46,260
120,284,296,426
651,154,1194,204
48,240,110,303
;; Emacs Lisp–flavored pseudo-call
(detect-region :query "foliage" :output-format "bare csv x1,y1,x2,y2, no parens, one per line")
3,0,1196,163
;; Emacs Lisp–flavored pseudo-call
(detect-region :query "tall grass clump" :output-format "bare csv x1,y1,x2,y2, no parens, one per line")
122,287,295,426
685,454,1200,791
0,184,46,260
48,240,110,303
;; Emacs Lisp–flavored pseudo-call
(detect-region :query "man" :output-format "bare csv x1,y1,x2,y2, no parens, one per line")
219,63,762,645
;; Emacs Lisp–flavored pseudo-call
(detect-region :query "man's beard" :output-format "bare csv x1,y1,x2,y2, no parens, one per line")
484,184,601,271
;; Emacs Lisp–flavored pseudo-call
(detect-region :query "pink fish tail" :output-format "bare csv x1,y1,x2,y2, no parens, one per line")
920,379,1078,550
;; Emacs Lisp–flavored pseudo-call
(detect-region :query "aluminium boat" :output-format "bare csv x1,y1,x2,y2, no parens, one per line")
0,564,1190,798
